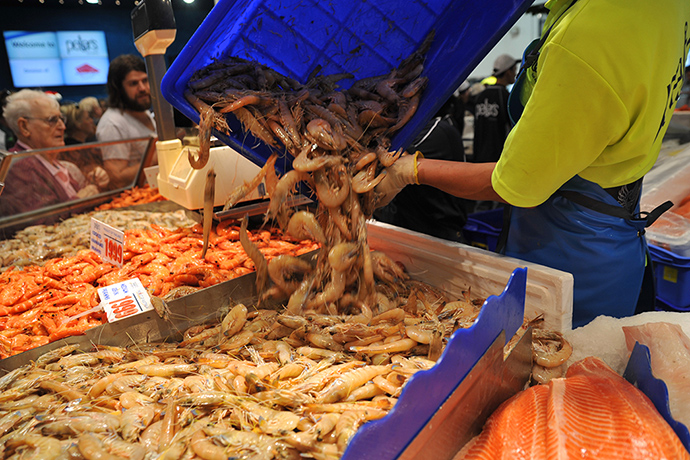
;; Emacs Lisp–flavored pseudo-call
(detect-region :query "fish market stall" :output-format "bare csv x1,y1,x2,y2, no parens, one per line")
4,0,686,457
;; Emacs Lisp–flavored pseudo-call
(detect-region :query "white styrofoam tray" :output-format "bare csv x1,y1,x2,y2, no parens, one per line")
367,220,574,332
642,141,690,212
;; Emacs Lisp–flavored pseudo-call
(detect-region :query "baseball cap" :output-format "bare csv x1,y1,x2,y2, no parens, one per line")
492,54,519,76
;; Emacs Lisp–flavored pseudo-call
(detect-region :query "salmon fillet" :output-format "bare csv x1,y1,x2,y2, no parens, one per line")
456,384,549,459
454,357,690,460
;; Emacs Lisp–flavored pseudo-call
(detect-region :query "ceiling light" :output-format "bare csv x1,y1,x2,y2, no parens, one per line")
85,0,98,3
183,0,195,3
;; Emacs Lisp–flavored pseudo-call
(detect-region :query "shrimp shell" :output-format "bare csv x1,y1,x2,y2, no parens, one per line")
316,365,391,404
286,211,327,245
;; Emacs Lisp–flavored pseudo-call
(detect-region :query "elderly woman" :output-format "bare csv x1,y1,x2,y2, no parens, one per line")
0,89,99,220
59,103,110,190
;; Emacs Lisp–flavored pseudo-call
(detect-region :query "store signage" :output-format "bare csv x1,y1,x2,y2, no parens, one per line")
97,278,154,323
90,217,125,267
3,30,110,87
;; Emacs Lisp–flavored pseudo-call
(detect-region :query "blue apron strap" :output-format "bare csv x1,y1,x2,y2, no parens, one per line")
557,190,673,229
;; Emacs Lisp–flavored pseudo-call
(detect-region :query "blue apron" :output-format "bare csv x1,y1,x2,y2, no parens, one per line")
502,176,649,328
503,6,671,327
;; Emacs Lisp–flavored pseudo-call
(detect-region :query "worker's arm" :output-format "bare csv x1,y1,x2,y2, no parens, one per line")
417,158,504,202
375,154,504,207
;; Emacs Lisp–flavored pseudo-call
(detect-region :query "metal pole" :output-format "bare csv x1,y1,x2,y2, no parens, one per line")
145,54,177,142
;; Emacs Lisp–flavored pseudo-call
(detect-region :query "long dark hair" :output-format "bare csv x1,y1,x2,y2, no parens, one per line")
106,54,146,110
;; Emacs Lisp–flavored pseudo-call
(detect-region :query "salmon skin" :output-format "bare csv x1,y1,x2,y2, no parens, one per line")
454,357,690,460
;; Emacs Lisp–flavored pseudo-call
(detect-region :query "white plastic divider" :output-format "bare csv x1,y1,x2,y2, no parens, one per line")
367,220,574,332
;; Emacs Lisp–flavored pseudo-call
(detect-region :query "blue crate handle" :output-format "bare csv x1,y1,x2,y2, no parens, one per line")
340,267,527,460
623,342,690,452
464,219,501,235
649,244,690,268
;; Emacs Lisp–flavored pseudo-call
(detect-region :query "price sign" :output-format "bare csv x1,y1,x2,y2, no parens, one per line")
90,218,125,267
97,278,154,323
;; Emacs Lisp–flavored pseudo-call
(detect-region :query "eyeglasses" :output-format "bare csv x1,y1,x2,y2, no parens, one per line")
24,114,67,127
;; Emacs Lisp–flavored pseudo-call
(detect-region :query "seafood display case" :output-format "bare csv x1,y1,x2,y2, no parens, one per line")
0,138,158,237
0,221,547,459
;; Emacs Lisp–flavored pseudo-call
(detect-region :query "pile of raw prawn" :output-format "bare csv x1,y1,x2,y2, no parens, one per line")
0,222,318,359
94,185,167,211
0,209,196,271
0,275,486,460
186,33,435,317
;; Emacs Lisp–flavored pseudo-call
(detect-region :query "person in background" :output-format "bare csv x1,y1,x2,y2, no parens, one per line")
0,89,99,219
62,103,97,146
375,0,690,329
77,96,104,130
59,103,110,191
471,54,519,212
373,105,472,242
0,89,16,151
451,80,473,137
96,54,157,189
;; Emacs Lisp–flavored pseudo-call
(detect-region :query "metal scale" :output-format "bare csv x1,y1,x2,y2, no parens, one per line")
131,0,307,219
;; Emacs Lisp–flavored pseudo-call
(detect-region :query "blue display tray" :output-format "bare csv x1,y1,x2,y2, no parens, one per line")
342,267,527,460
162,0,535,172
623,342,690,453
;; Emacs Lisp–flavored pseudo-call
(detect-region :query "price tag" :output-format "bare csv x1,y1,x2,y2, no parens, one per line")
97,278,154,323
90,218,125,267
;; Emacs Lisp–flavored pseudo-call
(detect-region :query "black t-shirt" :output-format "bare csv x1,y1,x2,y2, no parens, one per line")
472,85,512,163
374,117,472,242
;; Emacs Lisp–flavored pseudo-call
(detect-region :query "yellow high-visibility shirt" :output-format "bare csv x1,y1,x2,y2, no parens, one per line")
492,0,690,208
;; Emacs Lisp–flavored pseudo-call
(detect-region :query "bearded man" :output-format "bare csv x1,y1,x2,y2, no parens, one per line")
96,54,157,188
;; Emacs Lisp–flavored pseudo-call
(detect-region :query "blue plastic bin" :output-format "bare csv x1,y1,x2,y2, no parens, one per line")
649,244,690,309
162,0,535,172
462,208,504,252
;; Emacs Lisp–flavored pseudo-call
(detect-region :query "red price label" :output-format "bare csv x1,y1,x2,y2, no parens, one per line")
104,237,123,265
109,296,139,319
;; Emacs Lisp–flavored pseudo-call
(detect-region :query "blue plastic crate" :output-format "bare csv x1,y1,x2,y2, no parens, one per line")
648,244,690,309
162,0,535,172
462,208,504,252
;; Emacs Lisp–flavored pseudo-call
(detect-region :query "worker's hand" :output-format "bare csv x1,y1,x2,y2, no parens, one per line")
76,184,100,199
374,151,423,208
88,167,110,188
